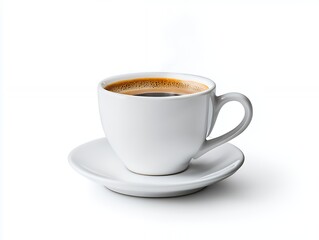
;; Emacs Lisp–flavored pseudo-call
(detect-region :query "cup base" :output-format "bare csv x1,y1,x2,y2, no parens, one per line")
125,164,190,176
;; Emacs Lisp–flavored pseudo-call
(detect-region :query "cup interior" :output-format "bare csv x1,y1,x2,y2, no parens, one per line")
99,72,216,98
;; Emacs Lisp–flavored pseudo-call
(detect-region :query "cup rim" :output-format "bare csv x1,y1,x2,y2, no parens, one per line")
98,72,216,99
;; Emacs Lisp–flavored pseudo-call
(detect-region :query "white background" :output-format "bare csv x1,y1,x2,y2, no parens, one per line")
1,0,319,239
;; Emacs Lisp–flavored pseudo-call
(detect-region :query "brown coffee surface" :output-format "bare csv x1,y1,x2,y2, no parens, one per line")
104,77,208,96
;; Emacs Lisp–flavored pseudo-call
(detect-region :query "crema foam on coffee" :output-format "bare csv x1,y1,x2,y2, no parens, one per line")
104,77,209,97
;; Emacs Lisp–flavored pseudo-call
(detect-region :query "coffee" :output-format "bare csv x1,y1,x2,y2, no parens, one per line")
104,77,208,96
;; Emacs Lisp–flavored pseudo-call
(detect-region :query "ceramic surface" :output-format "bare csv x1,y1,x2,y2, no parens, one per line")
68,138,245,197
98,72,252,175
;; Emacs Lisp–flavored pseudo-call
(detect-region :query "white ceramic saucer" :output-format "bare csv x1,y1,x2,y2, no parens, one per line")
68,138,244,197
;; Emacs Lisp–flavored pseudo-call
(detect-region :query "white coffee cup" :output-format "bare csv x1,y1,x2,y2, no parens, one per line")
98,72,253,175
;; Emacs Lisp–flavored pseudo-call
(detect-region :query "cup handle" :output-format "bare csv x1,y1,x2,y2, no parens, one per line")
194,92,253,159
